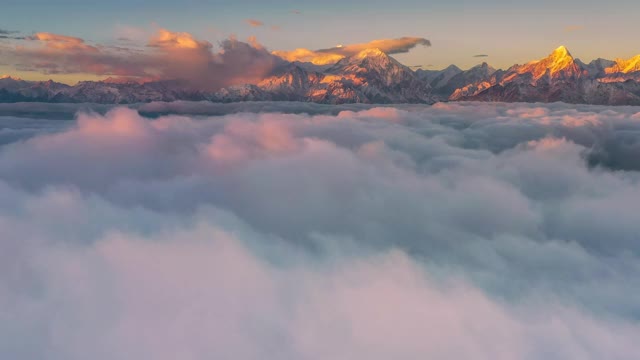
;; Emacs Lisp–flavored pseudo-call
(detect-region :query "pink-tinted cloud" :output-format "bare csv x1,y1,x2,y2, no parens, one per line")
2,29,284,90
245,19,265,27
2,103,640,359
7,33,148,77
148,29,213,50
273,37,431,65
27,32,99,52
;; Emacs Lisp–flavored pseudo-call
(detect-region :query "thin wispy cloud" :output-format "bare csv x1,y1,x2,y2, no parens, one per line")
245,19,265,27
473,54,489,58
27,32,98,52
113,24,150,44
0,28,23,40
564,25,584,33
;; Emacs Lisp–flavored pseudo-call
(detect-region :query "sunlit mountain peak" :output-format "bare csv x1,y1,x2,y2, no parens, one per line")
0,75,22,81
605,54,640,74
355,48,388,59
551,45,571,58
513,45,581,80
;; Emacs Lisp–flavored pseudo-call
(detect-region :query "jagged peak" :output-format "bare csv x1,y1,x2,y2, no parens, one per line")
444,64,462,71
0,75,22,81
590,57,615,65
514,45,580,80
551,45,572,59
354,48,388,59
472,62,494,70
606,54,640,74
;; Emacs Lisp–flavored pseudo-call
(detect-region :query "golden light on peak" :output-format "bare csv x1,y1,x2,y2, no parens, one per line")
605,54,640,74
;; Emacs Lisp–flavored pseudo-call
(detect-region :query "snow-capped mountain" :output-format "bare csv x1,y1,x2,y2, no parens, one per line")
2,46,640,105
0,77,207,103
577,58,616,77
508,46,583,82
599,55,640,83
433,62,497,100
450,46,640,105
313,48,432,103
216,48,434,104
416,65,462,88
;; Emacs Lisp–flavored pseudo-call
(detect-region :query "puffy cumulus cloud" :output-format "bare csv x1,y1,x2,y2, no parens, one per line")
1,101,640,359
142,29,283,90
2,214,639,360
148,29,213,50
2,29,283,90
273,37,431,65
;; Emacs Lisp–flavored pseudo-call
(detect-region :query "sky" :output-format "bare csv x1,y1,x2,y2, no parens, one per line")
1,0,640,82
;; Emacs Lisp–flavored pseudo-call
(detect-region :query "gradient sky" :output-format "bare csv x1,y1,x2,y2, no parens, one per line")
2,0,640,82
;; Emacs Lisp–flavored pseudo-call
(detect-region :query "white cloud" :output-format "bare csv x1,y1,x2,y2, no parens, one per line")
1,101,640,359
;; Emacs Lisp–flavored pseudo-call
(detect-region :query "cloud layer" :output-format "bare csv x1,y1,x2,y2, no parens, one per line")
1,29,284,90
1,102,640,359
273,37,431,65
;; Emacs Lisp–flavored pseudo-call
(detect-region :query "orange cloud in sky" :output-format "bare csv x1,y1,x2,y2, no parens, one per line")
273,48,345,65
28,32,98,52
273,37,431,65
4,28,283,89
148,29,212,50
564,25,584,33
245,19,265,27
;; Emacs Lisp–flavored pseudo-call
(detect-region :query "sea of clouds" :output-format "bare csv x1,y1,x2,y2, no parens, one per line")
1,101,640,359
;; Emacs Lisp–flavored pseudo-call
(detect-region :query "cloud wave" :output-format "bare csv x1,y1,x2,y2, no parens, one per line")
1,101,640,359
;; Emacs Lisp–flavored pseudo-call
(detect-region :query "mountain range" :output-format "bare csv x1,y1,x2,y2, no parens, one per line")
2,46,640,105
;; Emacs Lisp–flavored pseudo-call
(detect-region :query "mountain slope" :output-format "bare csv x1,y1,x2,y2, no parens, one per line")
2,46,640,105
451,46,640,105
416,65,462,88
504,46,584,82
312,48,433,104
434,62,497,100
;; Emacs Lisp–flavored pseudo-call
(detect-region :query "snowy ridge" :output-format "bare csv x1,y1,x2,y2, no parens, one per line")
2,46,640,105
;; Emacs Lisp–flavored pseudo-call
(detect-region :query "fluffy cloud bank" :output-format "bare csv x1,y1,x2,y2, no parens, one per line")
2,29,284,90
1,102,640,359
272,37,431,65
